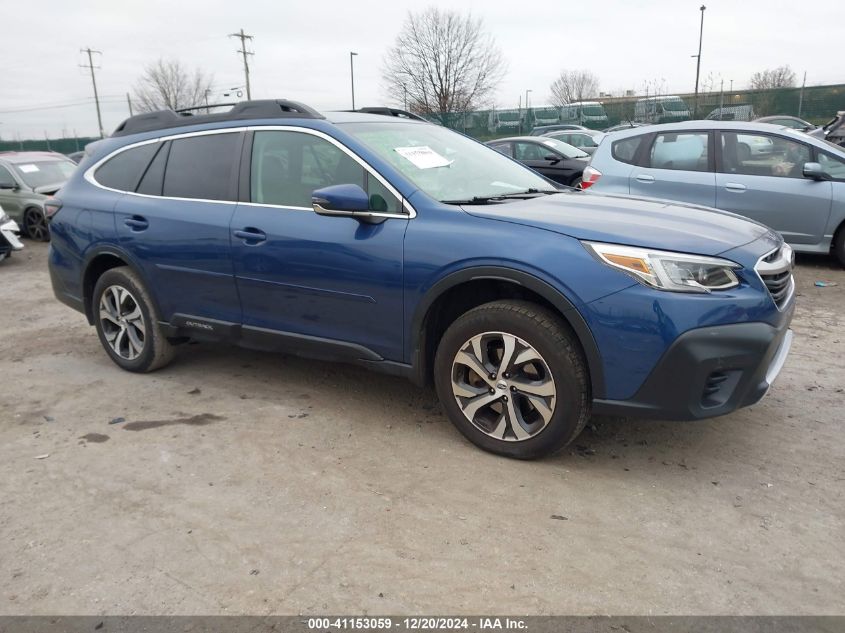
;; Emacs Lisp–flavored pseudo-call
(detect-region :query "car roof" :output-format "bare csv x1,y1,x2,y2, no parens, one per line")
487,136,552,143
0,151,69,164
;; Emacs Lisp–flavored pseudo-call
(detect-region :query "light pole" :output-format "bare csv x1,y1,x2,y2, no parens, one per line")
692,5,706,119
524,89,532,132
350,52,358,110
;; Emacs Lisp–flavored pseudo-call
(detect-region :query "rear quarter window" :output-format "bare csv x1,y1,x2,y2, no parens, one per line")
94,143,159,192
163,133,240,201
611,136,643,165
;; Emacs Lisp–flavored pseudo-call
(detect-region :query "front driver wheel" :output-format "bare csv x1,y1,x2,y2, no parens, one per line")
24,207,49,242
434,300,590,459
92,267,174,372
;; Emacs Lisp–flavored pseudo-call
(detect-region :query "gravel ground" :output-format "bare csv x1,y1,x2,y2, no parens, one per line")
0,241,843,615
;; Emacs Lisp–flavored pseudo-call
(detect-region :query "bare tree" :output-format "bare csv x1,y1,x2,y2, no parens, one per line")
750,65,796,90
549,70,600,106
382,7,506,118
132,59,214,113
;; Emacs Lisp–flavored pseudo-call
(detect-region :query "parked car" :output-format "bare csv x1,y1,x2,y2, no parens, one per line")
67,151,87,164
583,120,845,265
529,124,588,136
0,205,24,263
754,115,816,132
706,105,756,122
486,136,589,186
0,151,77,241
48,99,795,459
543,130,606,156
810,111,845,148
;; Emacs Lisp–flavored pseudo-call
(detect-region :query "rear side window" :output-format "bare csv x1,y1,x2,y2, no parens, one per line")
95,143,158,191
648,132,709,171
163,133,240,201
611,136,643,165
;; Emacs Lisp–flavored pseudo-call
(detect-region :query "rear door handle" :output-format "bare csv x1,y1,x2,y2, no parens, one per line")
725,182,747,192
634,174,655,183
124,216,149,231
233,228,267,244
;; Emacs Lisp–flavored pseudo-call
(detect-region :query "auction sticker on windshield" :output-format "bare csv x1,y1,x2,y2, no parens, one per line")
18,164,40,173
394,146,453,169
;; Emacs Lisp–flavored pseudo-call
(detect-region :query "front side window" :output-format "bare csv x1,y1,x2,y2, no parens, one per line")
342,121,554,203
95,143,159,192
0,164,16,188
163,133,240,201
648,132,709,171
12,158,76,189
514,142,547,161
251,130,400,213
720,132,810,178
818,152,845,181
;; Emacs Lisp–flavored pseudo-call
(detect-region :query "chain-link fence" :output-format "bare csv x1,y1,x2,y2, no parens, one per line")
428,83,845,139
0,137,99,154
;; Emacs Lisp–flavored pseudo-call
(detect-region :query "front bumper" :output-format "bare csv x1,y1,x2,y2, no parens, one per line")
592,305,794,421
0,219,24,254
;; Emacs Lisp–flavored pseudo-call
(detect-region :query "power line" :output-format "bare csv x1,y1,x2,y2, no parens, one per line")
80,47,104,138
0,98,124,115
228,29,254,100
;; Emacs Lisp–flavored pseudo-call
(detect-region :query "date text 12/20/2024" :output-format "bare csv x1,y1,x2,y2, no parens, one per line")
307,617,527,630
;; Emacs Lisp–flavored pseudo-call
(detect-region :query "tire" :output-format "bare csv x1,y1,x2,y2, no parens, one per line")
433,300,590,459
833,225,845,268
92,266,174,373
23,207,49,242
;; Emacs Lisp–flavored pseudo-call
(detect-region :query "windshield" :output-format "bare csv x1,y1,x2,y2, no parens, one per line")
582,104,605,116
542,136,591,157
498,111,521,122
661,99,689,113
12,159,76,189
343,122,554,202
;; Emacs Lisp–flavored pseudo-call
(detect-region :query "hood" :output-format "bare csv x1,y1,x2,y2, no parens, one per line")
463,191,772,256
33,184,62,195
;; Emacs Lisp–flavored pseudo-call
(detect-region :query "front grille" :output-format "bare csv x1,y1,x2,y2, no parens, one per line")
755,244,794,310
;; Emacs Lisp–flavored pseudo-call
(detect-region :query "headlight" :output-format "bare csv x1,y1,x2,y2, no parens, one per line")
584,241,740,293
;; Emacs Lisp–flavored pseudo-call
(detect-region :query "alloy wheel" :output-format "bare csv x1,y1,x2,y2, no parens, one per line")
450,331,556,442
25,208,48,241
99,285,146,360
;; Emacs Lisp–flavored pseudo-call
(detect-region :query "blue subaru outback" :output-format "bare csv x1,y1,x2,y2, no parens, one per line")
47,100,795,459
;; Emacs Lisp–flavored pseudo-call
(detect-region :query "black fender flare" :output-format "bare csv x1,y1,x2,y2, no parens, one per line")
410,266,606,398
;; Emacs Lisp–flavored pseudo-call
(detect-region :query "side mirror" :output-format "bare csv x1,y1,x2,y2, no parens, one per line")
543,154,560,164
312,184,385,224
0,182,17,190
802,162,830,181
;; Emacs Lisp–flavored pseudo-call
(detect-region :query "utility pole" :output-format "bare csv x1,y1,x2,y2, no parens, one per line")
126,92,134,117
80,47,104,137
691,5,706,119
719,79,724,119
402,83,408,111
350,52,358,110
798,71,807,118
229,28,254,99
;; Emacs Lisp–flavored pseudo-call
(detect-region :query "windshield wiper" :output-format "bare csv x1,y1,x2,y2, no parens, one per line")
441,188,560,205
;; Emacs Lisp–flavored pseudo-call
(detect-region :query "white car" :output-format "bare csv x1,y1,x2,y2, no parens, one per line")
0,205,24,263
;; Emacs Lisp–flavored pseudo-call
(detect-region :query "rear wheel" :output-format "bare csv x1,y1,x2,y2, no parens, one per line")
434,300,590,459
92,267,174,372
23,207,49,242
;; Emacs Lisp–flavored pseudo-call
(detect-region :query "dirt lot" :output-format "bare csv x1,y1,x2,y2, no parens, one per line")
1,241,843,616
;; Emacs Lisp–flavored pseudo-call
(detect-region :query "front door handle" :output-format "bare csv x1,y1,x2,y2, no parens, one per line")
725,182,747,192
124,216,149,231
233,228,267,244
635,174,655,183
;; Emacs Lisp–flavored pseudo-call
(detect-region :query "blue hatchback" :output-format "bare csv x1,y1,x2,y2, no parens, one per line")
48,100,795,459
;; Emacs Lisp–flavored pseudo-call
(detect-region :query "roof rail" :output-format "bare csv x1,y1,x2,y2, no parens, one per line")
111,99,324,137
355,107,427,121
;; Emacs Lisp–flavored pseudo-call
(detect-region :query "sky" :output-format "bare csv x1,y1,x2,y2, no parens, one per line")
1,0,842,140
